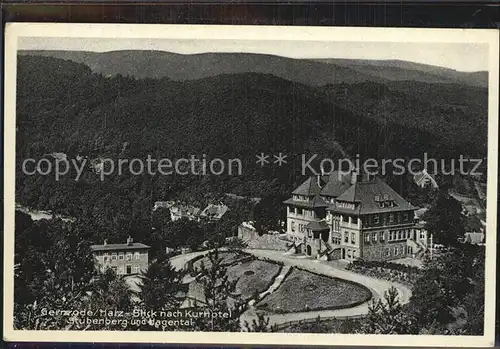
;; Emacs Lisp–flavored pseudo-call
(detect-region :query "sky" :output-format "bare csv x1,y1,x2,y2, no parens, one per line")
19,37,489,72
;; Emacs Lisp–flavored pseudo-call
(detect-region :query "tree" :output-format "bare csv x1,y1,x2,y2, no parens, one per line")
226,237,248,252
86,269,134,330
163,218,204,251
244,313,275,332
253,195,286,235
362,287,417,334
194,249,245,331
151,206,171,231
409,244,485,334
423,188,465,246
139,255,186,309
14,215,97,330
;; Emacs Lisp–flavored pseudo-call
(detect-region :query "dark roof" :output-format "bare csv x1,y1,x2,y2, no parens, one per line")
333,177,417,215
283,195,329,209
320,171,352,197
90,242,150,252
305,220,330,231
292,176,324,196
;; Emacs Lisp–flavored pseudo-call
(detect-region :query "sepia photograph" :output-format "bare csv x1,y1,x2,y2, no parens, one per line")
3,24,499,346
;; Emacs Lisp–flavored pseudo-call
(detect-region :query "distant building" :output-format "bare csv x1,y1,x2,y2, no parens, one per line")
90,237,150,275
153,201,201,221
283,172,430,262
463,232,485,245
153,201,175,211
170,204,201,221
200,203,229,221
413,169,438,189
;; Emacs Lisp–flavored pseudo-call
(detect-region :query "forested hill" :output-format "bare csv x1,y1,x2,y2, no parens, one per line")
19,50,488,88
17,55,487,163
15,54,488,228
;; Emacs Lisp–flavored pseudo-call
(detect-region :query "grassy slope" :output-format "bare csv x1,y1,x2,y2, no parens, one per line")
256,268,372,314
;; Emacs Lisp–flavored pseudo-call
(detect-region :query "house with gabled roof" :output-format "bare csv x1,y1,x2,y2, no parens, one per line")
284,172,430,262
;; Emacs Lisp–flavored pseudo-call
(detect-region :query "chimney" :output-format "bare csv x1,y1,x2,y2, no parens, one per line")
127,236,133,246
103,239,108,246
350,171,358,185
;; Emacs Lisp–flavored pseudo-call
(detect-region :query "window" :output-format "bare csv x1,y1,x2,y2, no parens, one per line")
344,233,349,243
118,252,124,260
397,230,402,240
389,214,395,223
332,237,341,245
297,208,303,215
291,222,296,232
126,265,132,274
420,231,426,240
394,246,398,255
111,253,117,261
347,249,352,259
126,253,132,261
403,212,409,221
365,233,370,243
134,252,140,260
372,232,378,242
373,215,379,224
385,248,390,257
103,253,109,262
118,265,125,275
351,232,356,244
133,265,140,274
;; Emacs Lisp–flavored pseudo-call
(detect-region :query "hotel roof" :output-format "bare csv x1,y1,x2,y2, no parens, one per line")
334,177,417,214
320,171,352,197
292,176,325,196
90,242,150,252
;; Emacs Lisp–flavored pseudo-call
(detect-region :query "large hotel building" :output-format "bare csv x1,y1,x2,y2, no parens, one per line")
283,172,430,261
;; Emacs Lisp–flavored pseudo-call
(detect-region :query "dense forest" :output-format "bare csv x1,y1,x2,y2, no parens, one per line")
15,54,487,247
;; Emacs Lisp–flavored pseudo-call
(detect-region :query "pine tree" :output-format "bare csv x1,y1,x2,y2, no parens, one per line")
244,313,275,332
139,255,186,309
362,287,416,334
194,248,245,331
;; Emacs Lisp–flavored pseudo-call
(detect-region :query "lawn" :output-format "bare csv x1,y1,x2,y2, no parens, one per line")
256,268,371,314
226,260,282,300
187,258,282,303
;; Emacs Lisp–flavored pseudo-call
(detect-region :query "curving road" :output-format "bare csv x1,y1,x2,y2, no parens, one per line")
240,249,412,326
170,248,412,326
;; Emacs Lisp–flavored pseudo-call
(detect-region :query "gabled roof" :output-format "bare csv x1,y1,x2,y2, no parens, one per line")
305,220,330,231
320,171,352,198
283,195,329,209
292,176,324,196
333,177,416,214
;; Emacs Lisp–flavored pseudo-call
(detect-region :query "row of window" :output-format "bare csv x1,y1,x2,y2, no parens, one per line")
331,232,356,245
100,251,141,262
104,264,141,275
364,229,424,243
365,245,411,259
329,211,411,227
370,212,410,225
